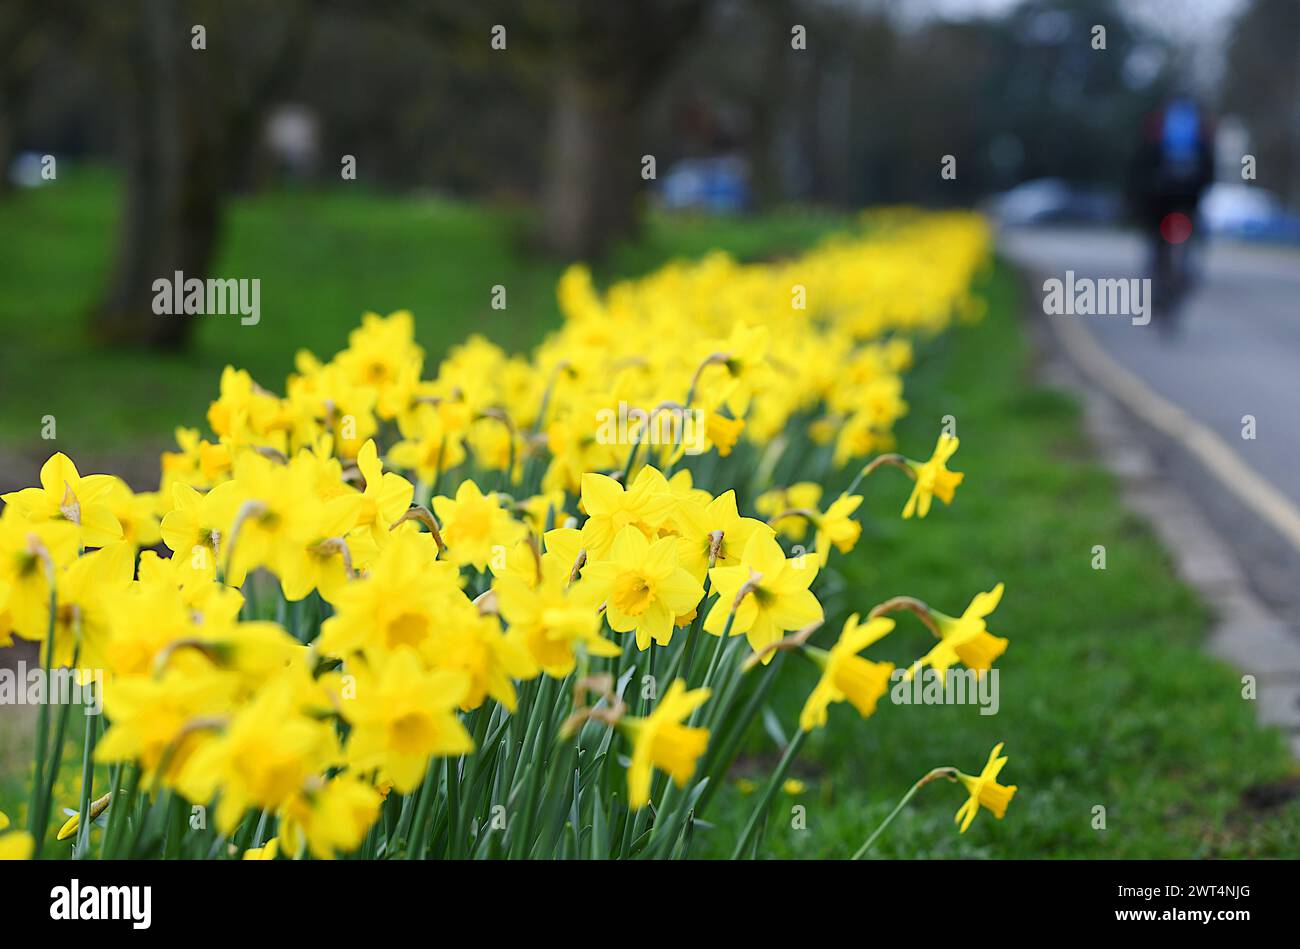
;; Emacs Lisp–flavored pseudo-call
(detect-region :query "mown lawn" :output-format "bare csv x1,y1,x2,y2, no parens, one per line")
0,168,843,452
700,264,1300,858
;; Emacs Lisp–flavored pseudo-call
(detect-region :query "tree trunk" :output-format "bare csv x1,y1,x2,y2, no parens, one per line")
0,107,13,198
93,0,224,349
541,69,641,260
91,0,308,349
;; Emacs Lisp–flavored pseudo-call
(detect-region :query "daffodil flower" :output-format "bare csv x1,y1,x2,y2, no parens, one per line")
704,527,823,663
1,452,124,549
813,493,863,566
954,742,1018,832
0,813,33,861
908,583,1008,683
432,479,526,571
620,679,711,809
902,433,964,519
339,647,473,793
582,525,704,650
55,791,115,842
799,613,896,731
578,467,677,559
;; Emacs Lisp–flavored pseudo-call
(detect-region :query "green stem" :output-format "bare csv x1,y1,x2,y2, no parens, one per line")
844,452,912,496
73,711,99,858
27,587,57,849
444,753,460,859
851,767,957,859
102,763,140,859
694,654,784,813
664,581,711,687
695,609,738,701
730,728,807,859
405,755,442,859
511,675,559,857
34,662,77,859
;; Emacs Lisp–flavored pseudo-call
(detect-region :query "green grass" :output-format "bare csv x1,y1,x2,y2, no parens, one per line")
698,263,1300,858
0,168,844,452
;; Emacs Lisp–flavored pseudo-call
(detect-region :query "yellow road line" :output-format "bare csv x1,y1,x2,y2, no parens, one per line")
1052,314,1300,553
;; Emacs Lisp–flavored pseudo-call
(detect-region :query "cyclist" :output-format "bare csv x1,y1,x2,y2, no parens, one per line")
1128,96,1216,332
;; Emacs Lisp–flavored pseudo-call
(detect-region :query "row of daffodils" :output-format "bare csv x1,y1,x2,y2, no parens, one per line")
0,208,1015,860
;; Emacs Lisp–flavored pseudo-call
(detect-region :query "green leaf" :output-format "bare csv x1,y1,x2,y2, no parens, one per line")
761,705,787,748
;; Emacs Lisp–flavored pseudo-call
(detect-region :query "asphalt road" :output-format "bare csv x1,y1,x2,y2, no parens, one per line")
1003,226,1300,504
1002,224,1300,621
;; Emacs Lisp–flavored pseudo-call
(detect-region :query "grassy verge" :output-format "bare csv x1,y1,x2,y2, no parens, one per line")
701,262,1300,858
0,168,843,450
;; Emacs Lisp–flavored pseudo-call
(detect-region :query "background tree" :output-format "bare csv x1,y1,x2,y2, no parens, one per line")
0,0,58,199
1222,0,1300,207
92,0,311,349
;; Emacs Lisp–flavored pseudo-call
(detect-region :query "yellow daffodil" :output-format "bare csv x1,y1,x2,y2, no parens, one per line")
432,478,525,571
278,774,383,860
954,742,1017,832
334,309,424,398
704,527,823,663
388,401,467,483
242,839,279,860
698,322,774,417
0,505,80,641
800,613,896,731
756,482,822,542
55,791,114,842
353,438,415,552
673,489,766,582
340,647,473,792
95,668,237,787
494,556,619,677
178,674,341,834
319,530,458,662
1,452,123,548
0,821,33,860
813,493,863,566
207,366,290,454
578,466,677,558
902,433,964,519
101,478,161,552
39,541,134,669
277,490,365,603
909,583,1008,683
159,481,240,579
223,451,318,585
620,679,711,809
582,525,703,650
423,600,537,712
516,490,567,534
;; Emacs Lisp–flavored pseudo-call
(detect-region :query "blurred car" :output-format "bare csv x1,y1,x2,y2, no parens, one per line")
990,177,1123,226
6,150,55,188
1201,182,1300,243
659,156,750,213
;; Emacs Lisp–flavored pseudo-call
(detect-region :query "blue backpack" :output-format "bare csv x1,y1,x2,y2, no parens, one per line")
1158,99,1204,184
